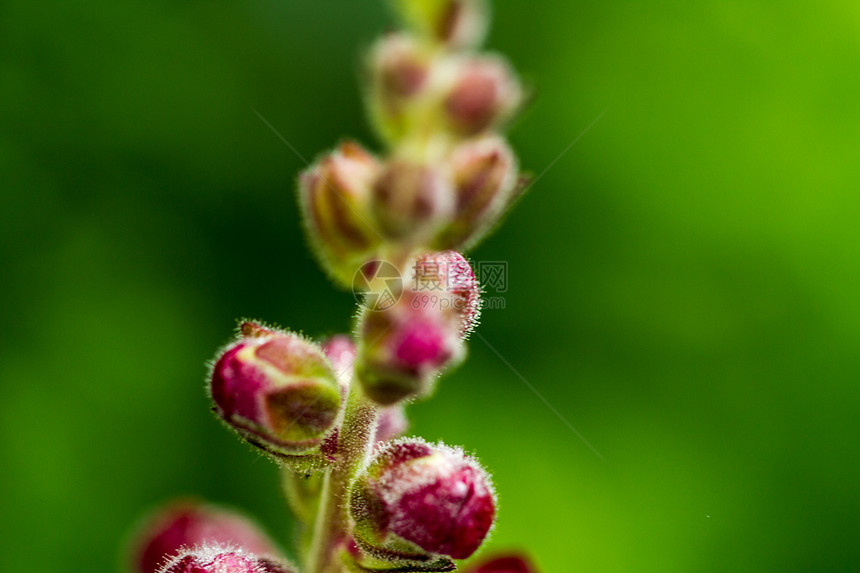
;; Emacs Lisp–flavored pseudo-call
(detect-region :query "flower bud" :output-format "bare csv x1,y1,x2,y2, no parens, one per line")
391,0,489,49
158,546,295,573
466,554,538,573
131,501,278,573
371,160,455,243
350,439,496,561
299,141,383,287
356,252,479,405
209,322,343,461
444,55,522,136
435,135,519,251
367,34,434,143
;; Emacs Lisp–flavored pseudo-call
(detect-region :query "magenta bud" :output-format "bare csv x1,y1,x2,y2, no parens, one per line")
209,322,343,460
371,160,455,243
436,135,519,250
444,55,522,136
158,546,295,573
356,252,479,405
410,250,481,337
391,0,489,49
467,554,538,573
357,309,460,406
350,439,496,561
299,141,383,287
131,501,278,573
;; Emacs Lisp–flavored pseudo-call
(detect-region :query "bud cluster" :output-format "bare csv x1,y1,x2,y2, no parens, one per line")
129,2,541,573
299,0,524,287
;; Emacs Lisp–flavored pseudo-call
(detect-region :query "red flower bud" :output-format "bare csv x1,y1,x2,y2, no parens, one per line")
435,135,519,251
350,439,496,561
371,160,455,244
444,55,522,136
131,501,278,573
356,252,479,405
466,554,538,573
209,322,343,461
158,546,295,573
298,141,383,287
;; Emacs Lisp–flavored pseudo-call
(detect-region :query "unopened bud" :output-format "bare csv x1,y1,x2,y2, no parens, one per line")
356,252,479,405
299,142,383,287
436,135,519,250
467,554,538,573
444,55,522,136
131,501,278,573
350,439,496,561
391,0,489,49
367,34,433,143
371,160,455,243
158,546,295,573
209,322,343,461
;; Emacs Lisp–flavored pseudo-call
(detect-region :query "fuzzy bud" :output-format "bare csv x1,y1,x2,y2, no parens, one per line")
435,135,519,250
350,439,496,561
444,56,522,136
356,252,479,405
367,34,434,143
209,322,343,461
299,142,383,287
158,546,295,573
131,502,278,573
371,160,455,243
391,0,489,49
467,554,538,573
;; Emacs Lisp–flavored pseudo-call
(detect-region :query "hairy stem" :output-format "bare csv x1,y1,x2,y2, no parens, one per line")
306,380,379,573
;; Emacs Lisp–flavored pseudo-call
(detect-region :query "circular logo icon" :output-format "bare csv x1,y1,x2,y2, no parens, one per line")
352,260,403,311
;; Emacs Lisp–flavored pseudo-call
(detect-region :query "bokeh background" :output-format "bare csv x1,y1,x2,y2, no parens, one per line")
2,1,859,571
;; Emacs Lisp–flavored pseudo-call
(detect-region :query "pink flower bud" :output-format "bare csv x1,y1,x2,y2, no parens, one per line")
356,252,479,405
391,0,489,49
371,160,455,243
466,554,538,573
131,501,278,573
444,56,522,136
209,322,343,460
350,439,496,561
411,250,481,337
298,141,383,287
435,135,519,251
158,546,295,573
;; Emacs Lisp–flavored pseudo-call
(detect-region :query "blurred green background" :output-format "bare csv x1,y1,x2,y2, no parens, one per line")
2,1,859,571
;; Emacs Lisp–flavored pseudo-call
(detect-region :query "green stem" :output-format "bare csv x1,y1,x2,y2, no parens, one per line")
306,381,379,573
